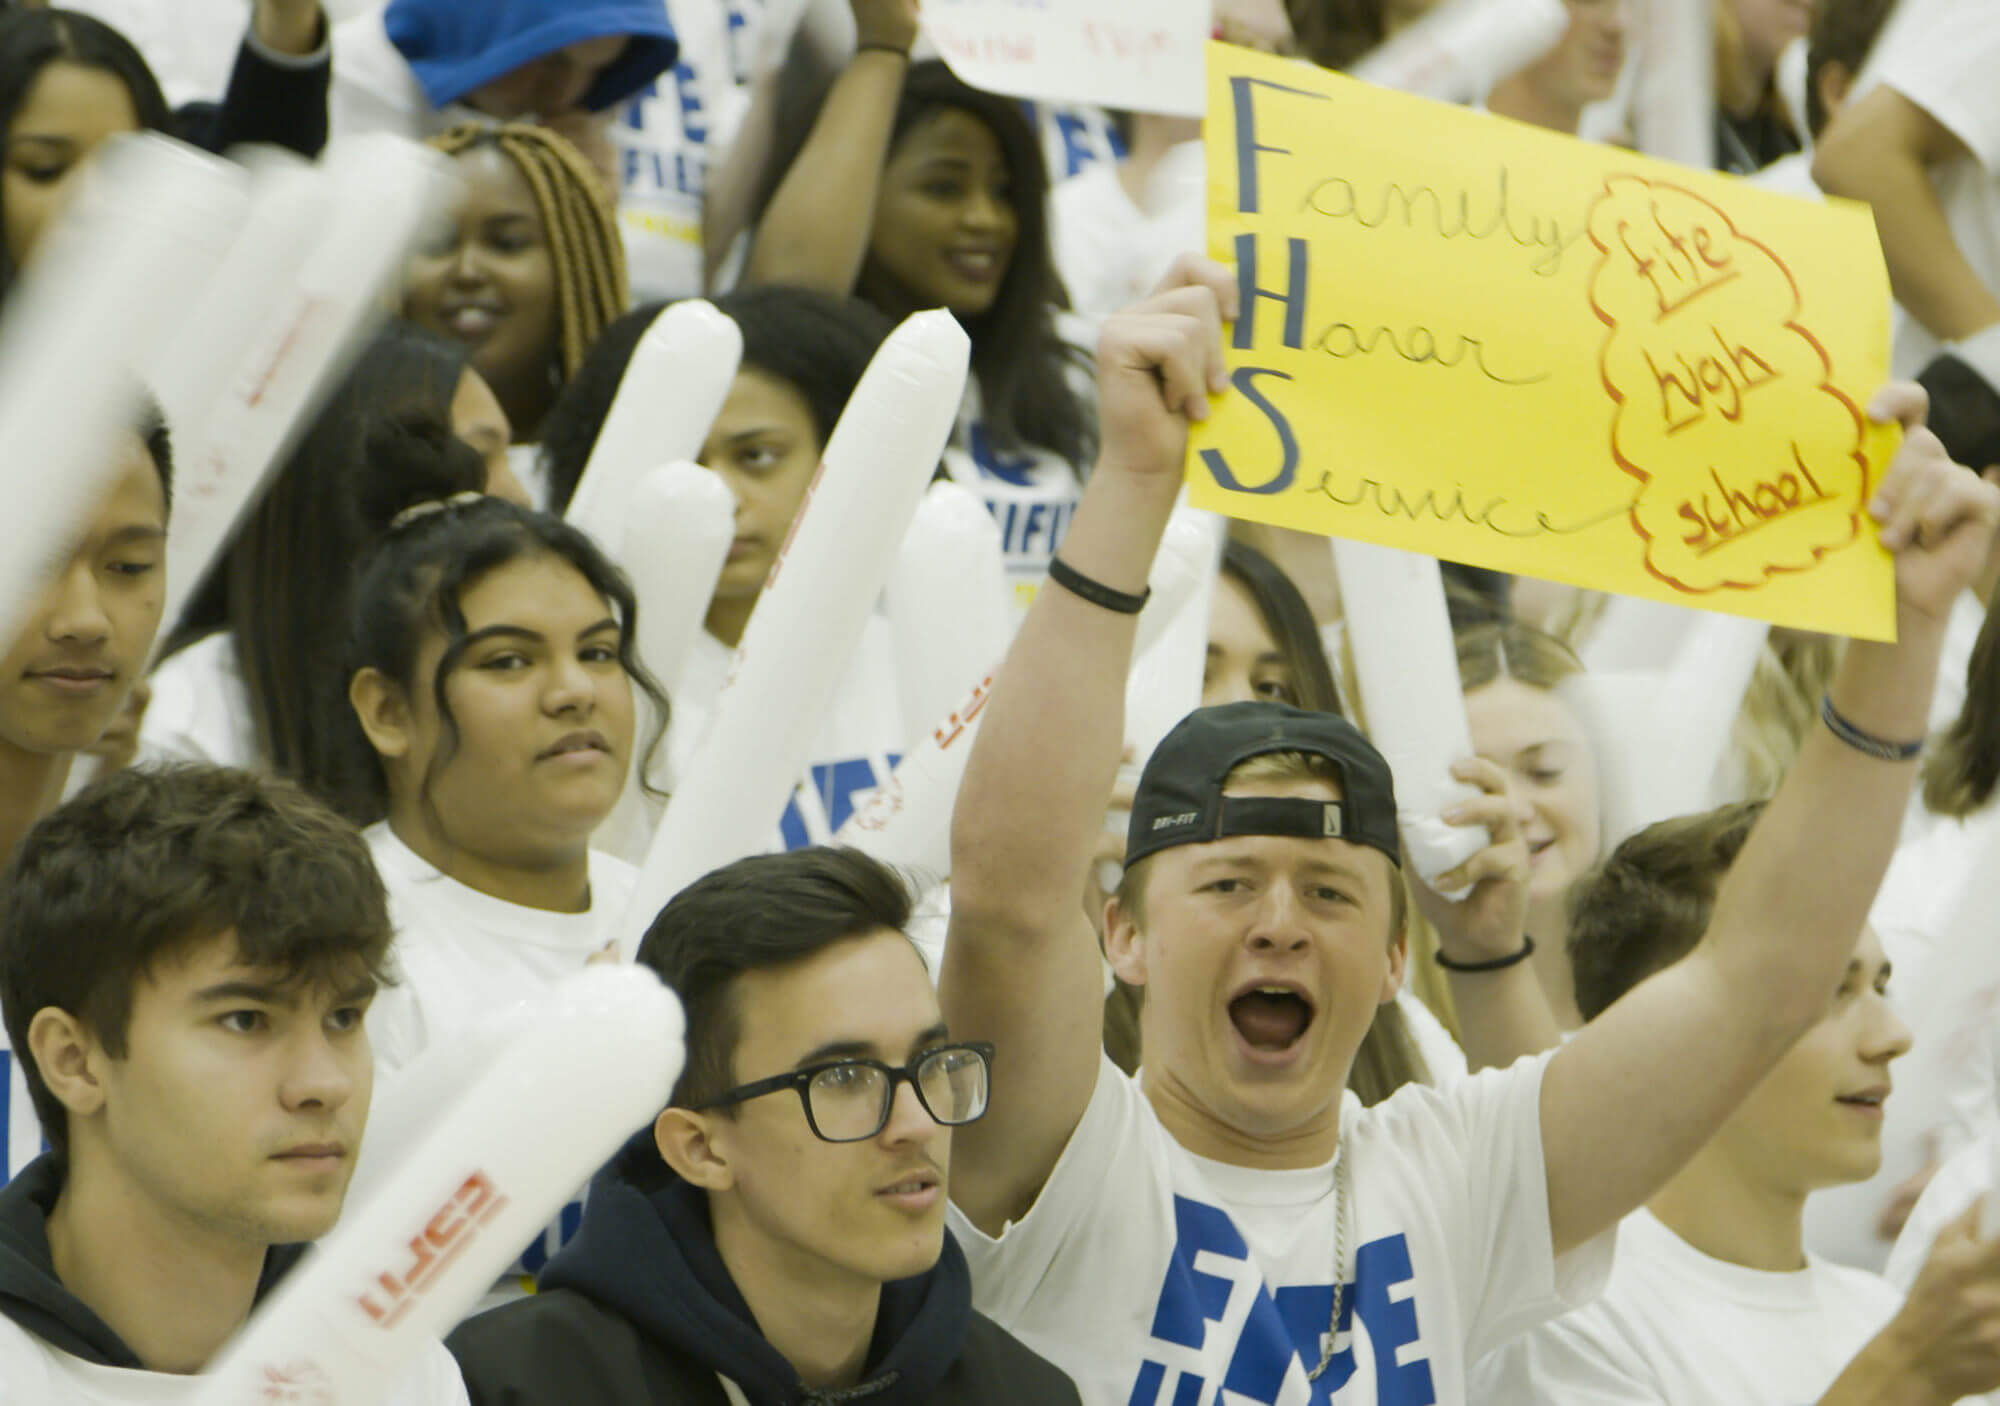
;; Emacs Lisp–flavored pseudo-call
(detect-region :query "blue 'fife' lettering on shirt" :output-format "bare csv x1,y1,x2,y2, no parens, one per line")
778,756,901,850
1131,1195,1437,1405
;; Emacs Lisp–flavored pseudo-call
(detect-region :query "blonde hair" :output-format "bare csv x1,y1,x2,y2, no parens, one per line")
427,122,628,384
1111,749,1429,1106
1727,630,1843,801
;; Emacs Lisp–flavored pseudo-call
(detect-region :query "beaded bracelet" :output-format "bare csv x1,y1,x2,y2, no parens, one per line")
1820,694,1924,762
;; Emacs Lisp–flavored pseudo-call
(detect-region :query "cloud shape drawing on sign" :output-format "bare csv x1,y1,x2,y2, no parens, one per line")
1588,175,1868,595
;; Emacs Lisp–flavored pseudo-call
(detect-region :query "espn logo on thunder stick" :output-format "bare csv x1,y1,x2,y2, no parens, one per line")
356,1171,512,1329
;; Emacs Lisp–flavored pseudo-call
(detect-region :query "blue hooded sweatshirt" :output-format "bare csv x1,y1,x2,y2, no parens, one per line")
384,0,677,112
445,1128,1082,1405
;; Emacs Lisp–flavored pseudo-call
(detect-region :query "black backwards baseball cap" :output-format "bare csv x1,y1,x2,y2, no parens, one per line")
1124,701,1402,870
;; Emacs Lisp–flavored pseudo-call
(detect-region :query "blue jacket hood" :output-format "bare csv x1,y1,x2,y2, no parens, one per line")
539,1128,976,1405
384,0,677,112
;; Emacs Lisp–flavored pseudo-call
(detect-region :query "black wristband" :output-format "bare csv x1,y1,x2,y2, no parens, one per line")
1435,936,1536,973
854,42,911,58
1820,694,1924,762
1046,555,1151,614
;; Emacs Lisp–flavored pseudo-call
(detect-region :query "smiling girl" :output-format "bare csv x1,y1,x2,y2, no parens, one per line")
744,26,1093,610
401,122,627,460
1457,621,1605,1029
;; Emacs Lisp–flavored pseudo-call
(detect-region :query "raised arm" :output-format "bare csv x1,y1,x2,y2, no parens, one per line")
739,0,918,292
1413,757,1564,1072
942,261,1234,1235
1814,85,2000,346
1541,389,2000,1256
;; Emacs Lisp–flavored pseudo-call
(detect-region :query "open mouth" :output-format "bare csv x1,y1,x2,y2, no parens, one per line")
1228,986,1315,1052
1835,1089,1888,1111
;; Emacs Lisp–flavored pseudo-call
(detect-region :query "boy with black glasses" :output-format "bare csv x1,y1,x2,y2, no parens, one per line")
445,845,1080,1405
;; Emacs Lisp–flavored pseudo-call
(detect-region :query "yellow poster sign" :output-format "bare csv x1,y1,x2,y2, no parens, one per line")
1188,42,1901,639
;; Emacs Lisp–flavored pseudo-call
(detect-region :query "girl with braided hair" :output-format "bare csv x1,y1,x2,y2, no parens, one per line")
402,121,628,463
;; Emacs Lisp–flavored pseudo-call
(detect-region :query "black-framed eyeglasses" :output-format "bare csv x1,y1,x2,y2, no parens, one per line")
694,1041,995,1143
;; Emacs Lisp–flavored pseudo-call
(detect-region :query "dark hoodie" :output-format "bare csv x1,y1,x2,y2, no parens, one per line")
383,0,678,113
447,1130,1078,1406
0,1154,304,1368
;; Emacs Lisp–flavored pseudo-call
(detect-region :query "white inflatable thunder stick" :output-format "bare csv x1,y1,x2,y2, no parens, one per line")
845,501,1229,880
145,157,325,451
839,669,999,881
567,300,742,550
155,136,455,651
1124,506,1227,768
0,134,245,653
620,311,971,950
1349,0,1567,105
1627,0,1715,169
1578,592,1698,672
887,480,1010,757
592,461,737,864
1330,539,1488,888
190,966,683,1406
623,461,737,705
1556,667,1663,849
1651,612,1771,819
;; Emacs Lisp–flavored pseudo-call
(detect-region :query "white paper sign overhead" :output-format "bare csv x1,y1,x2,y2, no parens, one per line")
921,0,1207,117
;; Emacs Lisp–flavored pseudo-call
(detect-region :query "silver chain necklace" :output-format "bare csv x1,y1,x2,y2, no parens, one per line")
1305,1136,1352,1383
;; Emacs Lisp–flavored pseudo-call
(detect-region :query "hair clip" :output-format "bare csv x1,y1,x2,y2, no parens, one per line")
389,491,485,533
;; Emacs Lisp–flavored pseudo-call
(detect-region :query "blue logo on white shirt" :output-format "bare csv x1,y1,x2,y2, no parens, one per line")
778,756,901,850
1132,1196,1437,1405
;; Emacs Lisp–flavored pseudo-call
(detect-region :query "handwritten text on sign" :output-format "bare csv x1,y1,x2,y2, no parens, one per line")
921,0,1208,118
1186,43,1898,639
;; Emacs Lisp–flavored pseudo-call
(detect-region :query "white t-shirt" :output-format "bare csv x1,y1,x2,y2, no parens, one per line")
949,1051,1613,1405
1027,102,1125,184
364,824,636,1073
940,323,1094,619
668,616,905,849
136,632,260,771
1474,1207,1901,1404
364,824,636,1298
610,0,747,302
0,1313,468,1406
1849,0,2000,377
1050,142,1203,333
61,0,250,107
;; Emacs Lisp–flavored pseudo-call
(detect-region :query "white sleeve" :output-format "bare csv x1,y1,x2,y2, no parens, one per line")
1475,1320,1670,1406
1874,0,2000,168
1365,1052,1617,1359
366,968,430,1073
946,1054,1160,1325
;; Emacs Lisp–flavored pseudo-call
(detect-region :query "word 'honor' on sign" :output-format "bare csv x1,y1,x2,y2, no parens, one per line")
1188,42,1900,639
922,0,1208,118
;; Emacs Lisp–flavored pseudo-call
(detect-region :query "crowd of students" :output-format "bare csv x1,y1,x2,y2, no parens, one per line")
1,0,2000,1402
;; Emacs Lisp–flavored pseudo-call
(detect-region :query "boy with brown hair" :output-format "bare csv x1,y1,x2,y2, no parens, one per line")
1478,800,2000,1404
0,763,467,1401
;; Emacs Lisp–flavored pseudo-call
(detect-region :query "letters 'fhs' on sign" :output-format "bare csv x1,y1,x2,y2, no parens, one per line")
1186,41,1903,640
